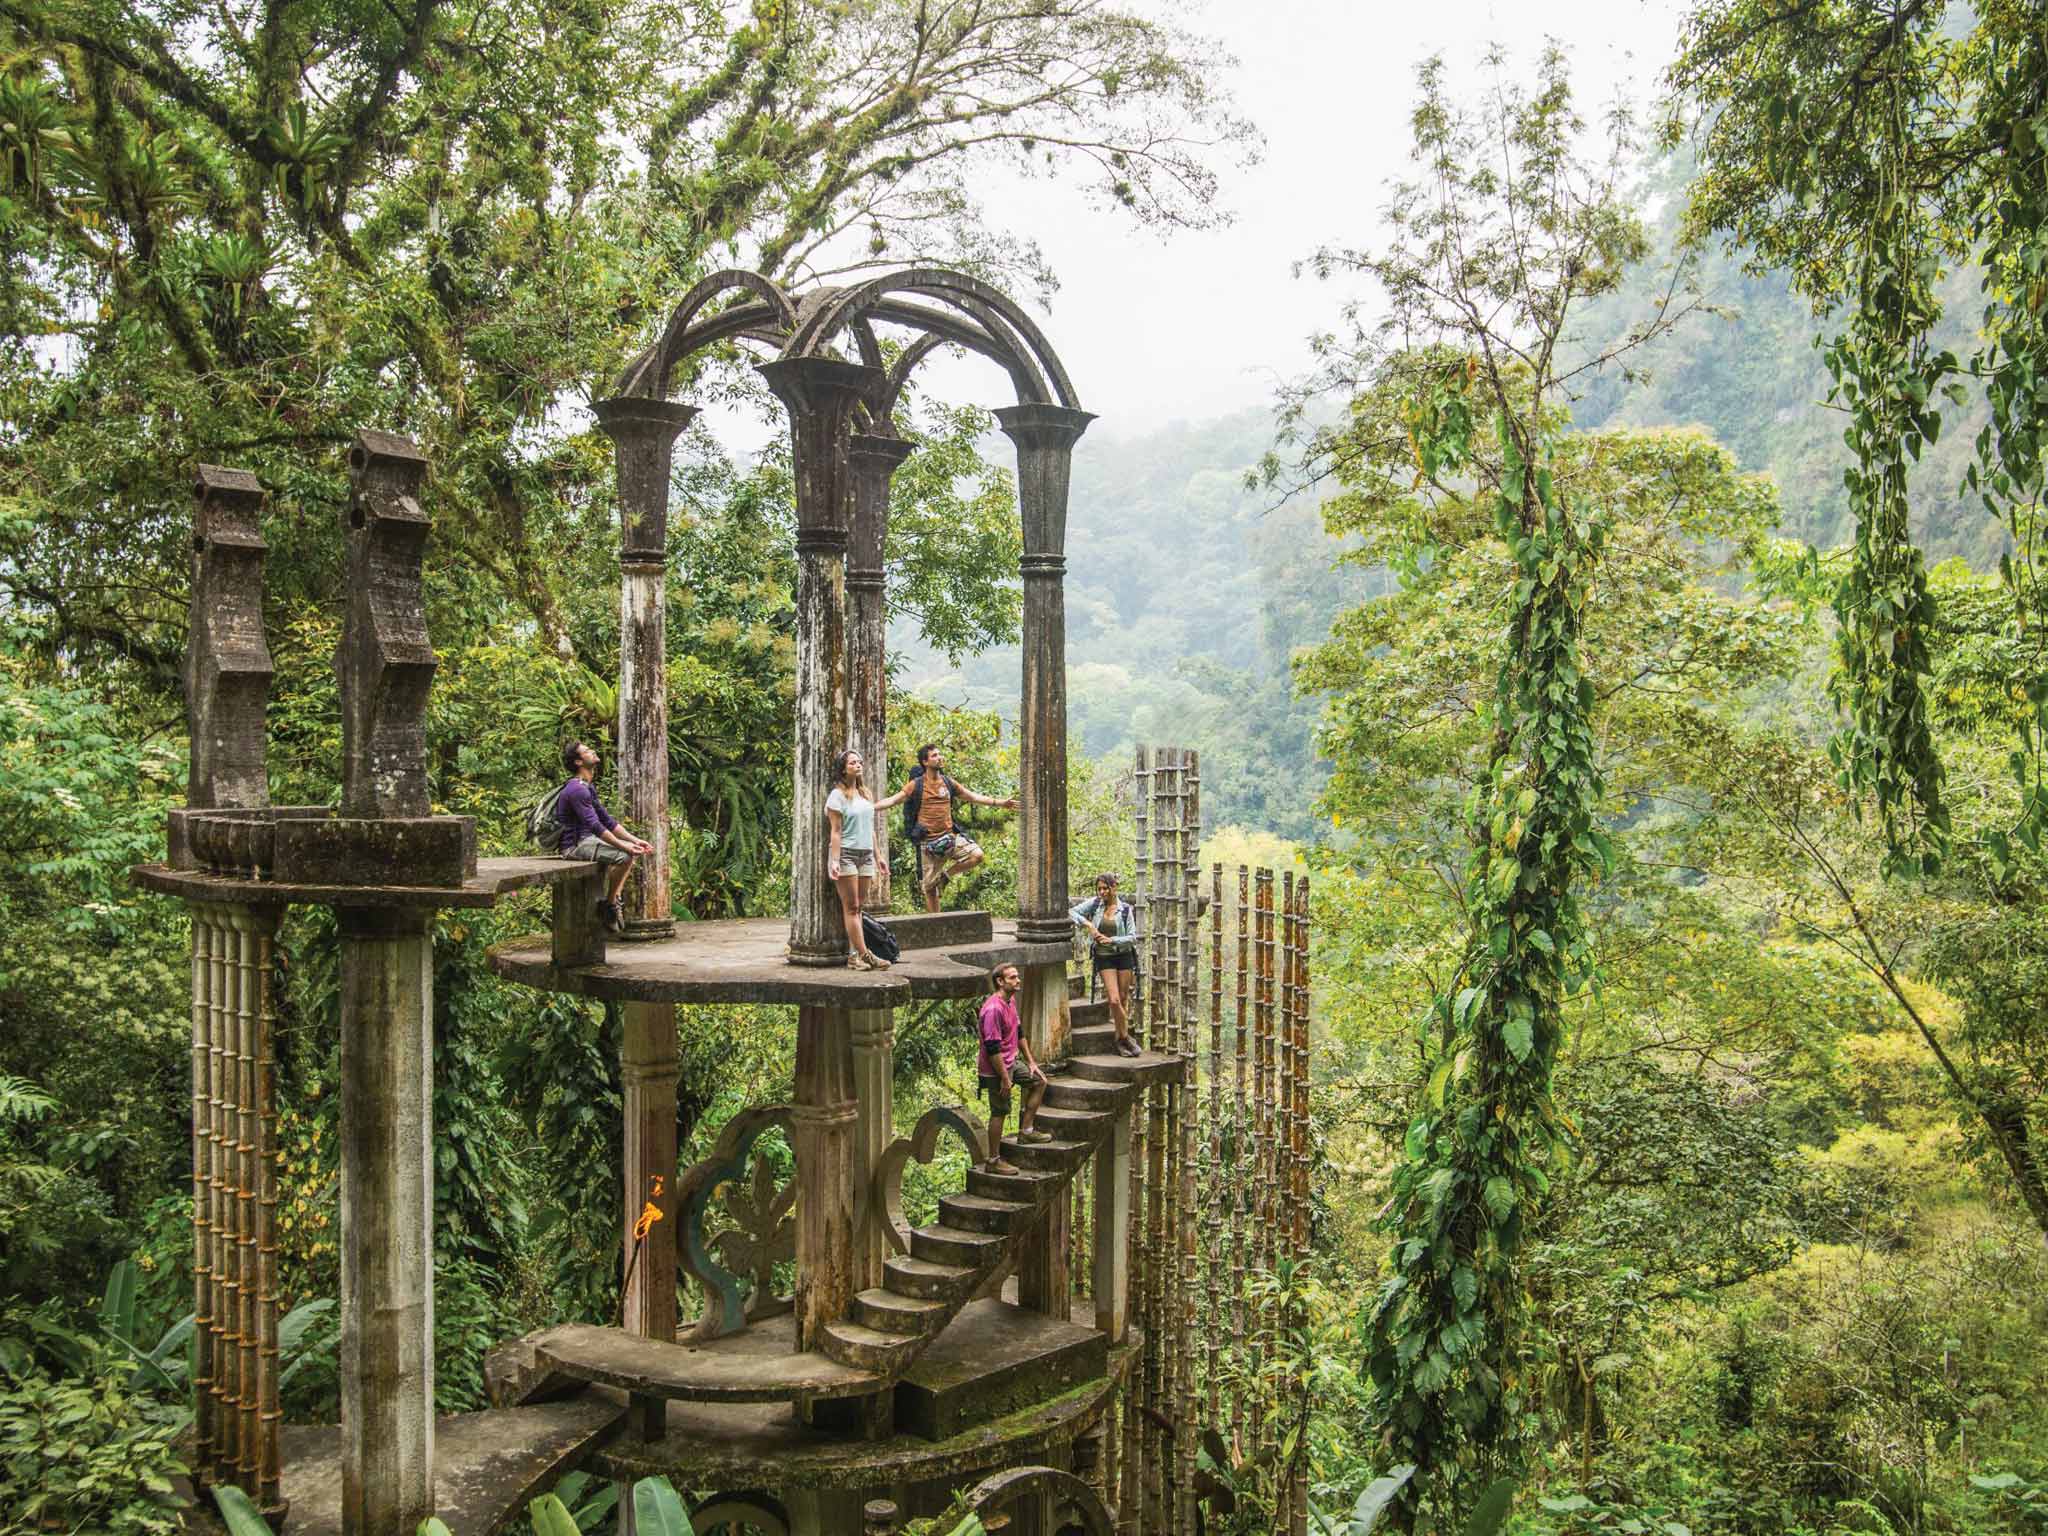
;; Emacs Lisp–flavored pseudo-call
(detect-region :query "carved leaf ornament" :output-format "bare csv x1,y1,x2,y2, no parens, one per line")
677,1106,797,1341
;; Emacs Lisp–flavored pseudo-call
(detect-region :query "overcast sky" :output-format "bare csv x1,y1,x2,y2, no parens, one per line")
913,0,1690,440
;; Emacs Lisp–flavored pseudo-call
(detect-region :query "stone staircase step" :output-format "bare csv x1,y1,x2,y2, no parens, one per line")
819,1319,921,1373
883,1254,979,1302
910,1223,1007,1268
1068,1050,1183,1089
1043,1078,1131,1113
1002,1134,1093,1173
1069,1022,1121,1054
1033,1105,1112,1142
966,1165,1061,1204
854,1287,949,1337
938,1192,1032,1235
1069,999,1112,1029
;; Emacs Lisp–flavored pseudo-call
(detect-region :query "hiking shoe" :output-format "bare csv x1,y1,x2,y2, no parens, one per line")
847,953,874,971
1017,1128,1053,1144
986,1157,1022,1177
866,953,892,969
596,898,623,934
1114,1035,1142,1058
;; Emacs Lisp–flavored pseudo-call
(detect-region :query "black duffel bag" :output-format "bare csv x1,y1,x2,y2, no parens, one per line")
861,913,901,962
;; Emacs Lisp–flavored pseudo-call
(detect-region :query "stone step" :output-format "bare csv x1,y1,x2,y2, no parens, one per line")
819,1319,921,1373
910,1223,1007,1268
938,1192,1032,1236
1069,1022,1122,1054
854,1287,949,1337
1068,1050,1184,1089
966,1165,1061,1204
1043,1077,1131,1113
1069,999,1112,1029
1001,1134,1092,1173
1033,1105,1112,1143
883,1254,979,1303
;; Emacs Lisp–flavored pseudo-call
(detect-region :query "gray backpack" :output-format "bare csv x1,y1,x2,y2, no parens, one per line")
527,783,567,851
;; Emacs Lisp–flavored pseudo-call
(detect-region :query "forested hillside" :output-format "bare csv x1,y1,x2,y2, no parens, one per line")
892,410,1379,838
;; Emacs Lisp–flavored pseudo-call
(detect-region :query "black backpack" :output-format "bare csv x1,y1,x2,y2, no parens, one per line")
900,767,964,845
861,913,900,962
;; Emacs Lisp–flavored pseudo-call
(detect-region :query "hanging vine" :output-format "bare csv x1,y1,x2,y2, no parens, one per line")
1366,370,1610,1518
1819,16,1953,876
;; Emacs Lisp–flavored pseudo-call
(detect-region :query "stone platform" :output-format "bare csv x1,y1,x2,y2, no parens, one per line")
486,909,1073,1006
273,1395,625,1536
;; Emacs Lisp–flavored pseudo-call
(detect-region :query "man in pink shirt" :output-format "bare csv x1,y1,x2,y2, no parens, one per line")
978,963,1048,1175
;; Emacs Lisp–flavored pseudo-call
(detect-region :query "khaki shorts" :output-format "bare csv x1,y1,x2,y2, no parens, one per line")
835,847,875,874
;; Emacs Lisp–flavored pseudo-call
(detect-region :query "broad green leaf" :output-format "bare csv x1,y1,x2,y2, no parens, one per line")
213,1486,278,1536
632,1476,693,1536
1459,1477,1517,1536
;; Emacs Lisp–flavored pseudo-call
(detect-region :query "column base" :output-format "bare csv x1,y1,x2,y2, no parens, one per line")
619,916,676,943
1015,916,1072,947
787,941,848,968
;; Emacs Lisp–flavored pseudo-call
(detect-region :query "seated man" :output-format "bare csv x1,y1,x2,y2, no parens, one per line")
902,743,1017,912
557,740,652,933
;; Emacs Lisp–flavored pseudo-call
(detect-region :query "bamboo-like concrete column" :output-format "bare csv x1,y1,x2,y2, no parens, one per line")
593,395,697,939
761,357,881,965
997,403,1093,945
792,1006,859,1347
847,431,913,910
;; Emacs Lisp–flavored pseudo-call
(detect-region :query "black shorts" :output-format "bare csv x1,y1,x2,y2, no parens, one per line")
1092,950,1137,976
979,1060,1036,1111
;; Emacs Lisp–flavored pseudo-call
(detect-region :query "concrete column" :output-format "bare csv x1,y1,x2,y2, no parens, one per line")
847,432,913,910
337,905,435,1536
759,357,883,965
593,396,697,939
995,404,1094,945
1092,1104,1132,1340
792,1006,858,1347
620,1001,681,1341
850,1008,896,1293
1017,962,1071,1317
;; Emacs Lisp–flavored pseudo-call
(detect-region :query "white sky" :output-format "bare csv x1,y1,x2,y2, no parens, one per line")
693,0,1688,453
918,0,1689,438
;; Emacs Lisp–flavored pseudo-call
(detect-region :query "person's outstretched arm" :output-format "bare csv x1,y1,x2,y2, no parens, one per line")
956,782,1018,810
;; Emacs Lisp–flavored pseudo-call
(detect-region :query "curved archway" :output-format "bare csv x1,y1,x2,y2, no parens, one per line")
960,1466,1116,1536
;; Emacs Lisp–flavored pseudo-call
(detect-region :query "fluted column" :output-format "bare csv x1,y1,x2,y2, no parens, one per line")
593,396,697,940
759,357,882,965
849,1008,895,1293
792,1006,859,1346
995,404,1094,944
847,432,913,910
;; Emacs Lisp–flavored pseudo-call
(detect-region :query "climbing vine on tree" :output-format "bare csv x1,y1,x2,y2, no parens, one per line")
1279,48,1694,1521
1366,378,1610,1510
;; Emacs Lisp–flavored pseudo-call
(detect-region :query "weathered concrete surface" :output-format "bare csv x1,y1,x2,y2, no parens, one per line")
275,1398,623,1536
339,431,435,820
337,905,435,1534
271,814,476,887
527,1316,881,1403
896,1301,1107,1441
133,855,602,910
620,1000,679,1340
794,1006,859,1349
485,914,1069,1006
758,356,882,966
186,465,272,813
591,1336,1136,1489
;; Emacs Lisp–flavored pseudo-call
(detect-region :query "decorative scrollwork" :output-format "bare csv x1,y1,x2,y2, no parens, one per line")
861,1104,991,1257
678,1106,797,1341
687,1490,792,1536
960,1466,1115,1536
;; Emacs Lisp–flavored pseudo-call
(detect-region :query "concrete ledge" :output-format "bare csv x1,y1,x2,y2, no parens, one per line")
486,914,1071,1007
131,855,603,911
897,1300,1109,1441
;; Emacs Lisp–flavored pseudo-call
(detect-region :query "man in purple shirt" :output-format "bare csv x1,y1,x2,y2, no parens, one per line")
977,963,1048,1175
558,740,652,933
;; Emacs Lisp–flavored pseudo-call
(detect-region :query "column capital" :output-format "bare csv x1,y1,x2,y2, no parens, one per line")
595,397,697,562
993,401,1095,452
849,431,915,470
757,356,883,423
